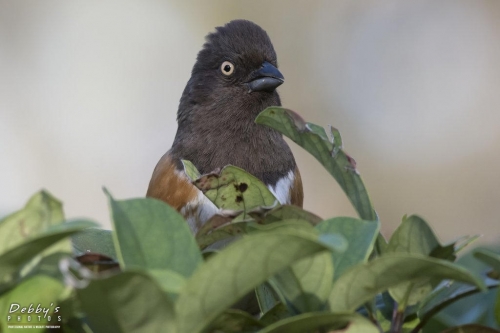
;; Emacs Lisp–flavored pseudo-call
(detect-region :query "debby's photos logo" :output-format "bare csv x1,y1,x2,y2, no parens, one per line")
5,303,62,330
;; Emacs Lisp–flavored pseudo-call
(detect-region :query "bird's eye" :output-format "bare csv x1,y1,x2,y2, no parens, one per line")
220,61,234,76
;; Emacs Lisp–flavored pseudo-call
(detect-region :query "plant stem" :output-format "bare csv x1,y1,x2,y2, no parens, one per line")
364,301,384,333
390,284,414,333
390,302,404,333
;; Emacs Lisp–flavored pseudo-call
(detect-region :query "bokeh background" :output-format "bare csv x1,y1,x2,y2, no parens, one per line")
1,0,499,245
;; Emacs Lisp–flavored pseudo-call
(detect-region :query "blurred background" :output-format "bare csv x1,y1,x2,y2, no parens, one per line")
1,0,499,246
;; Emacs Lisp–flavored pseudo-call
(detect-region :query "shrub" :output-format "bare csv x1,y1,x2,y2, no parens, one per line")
0,107,498,333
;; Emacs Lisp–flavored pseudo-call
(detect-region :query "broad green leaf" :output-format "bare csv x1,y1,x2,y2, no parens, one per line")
256,282,281,315
0,190,65,254
316,217,379,280
146,269,186,300
387,215,439,255
440,324,500,333
474,248,500,273
196,213,316,250
71,228,116,260
255,107,376,222
0,275,65,332
56,293,95,333
417,276,499,330
472,249,500,326
21,252,71,282
181,159,201,181
77,271,175,333
390,273,434,303
197,217,316,250
257,205,322,225
176,230,336,333
429,249,500,329
208,309,264,333
496,288,500,327
196,220,248,250
106,192,202,278
388,216,479,263
328,253,486,312
256,312,378,333
270,252,334,314
192,165,277,216
0,220,97,282
387,215,459,305
0,190,76,269
259,303,290,326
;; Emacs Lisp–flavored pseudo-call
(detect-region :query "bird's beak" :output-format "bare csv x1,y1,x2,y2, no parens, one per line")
247,61,284,93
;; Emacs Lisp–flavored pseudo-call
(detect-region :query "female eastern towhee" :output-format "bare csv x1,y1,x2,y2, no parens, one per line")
146,20,303,233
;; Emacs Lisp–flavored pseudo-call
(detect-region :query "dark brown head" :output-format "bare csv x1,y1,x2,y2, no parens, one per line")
177,20,284,124
171,20,295,183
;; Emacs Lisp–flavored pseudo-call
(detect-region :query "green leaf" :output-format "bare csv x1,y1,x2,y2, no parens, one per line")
388,216,479,264
196,207,318,250
0,190,65,254
0,275,65,332
255,107,376,221
257,205,322,225
181,159,201,181
196,219,248,250
417,276,499,330
439,324,500,333
429,249,500,329
474,248,500,273
192,165,277,216
256,312,379,333
106,192,202,278
386,215,473,305
270,252,334,313
472,248,500,326
0,220,97,282
387,215,440,256
315,217,380,280
259,302,290,326
387,215,442,305
256,283,280,314
496,287,500,327
175,230,334,333
208,309,265,333
328,253,486,312
21,252,72,283
71,228,117,260
77,271,176,333
146,269,186,300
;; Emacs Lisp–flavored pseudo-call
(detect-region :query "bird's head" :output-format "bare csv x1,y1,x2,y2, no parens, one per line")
182,20,283,115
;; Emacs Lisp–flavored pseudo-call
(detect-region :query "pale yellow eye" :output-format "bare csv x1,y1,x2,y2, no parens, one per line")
220,61,234,75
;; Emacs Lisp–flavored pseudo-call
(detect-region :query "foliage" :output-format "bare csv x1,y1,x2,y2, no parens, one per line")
0,107,498,333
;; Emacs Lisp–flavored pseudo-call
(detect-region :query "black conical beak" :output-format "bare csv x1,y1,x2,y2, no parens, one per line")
247,62,284,93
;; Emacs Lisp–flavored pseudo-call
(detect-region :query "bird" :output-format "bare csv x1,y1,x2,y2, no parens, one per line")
146,20,303,234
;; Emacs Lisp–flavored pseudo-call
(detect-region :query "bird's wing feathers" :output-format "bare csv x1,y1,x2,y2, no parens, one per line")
290,167,304,207
146,154,219,232
146,153,198,211
267,167,303,208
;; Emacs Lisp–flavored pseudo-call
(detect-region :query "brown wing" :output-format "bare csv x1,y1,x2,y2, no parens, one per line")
146,153,198,211
290,166,304,207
